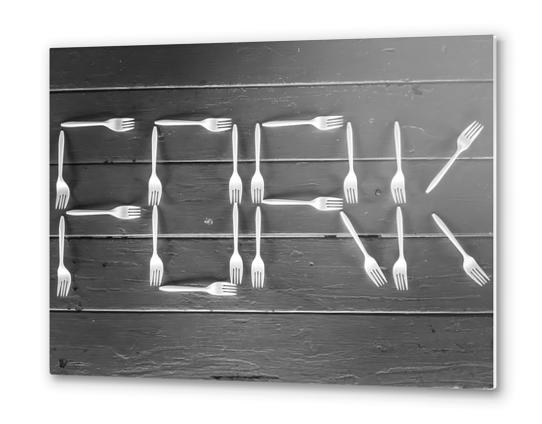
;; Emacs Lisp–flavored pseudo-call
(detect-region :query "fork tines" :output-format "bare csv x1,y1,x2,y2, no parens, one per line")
325,115,345,129
126,206,142,218
325,198,344,210
218,282,238,296
368,267,387,287
468,264,490,287
120,118,135,131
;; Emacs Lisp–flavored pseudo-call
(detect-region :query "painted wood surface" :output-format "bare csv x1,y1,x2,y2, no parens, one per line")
50,83,492,163
50,312,493,388
50,237,492,312
50,36,492,90
50,36,495,388
50,160,492,236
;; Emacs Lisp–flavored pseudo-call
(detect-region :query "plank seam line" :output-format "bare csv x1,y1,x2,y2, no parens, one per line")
49,309,493,316
50,79,493,93
50,233,494,239
49,157,494,166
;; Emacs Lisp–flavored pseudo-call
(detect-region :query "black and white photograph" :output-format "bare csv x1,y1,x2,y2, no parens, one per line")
2,0,541,422
49,36,494,387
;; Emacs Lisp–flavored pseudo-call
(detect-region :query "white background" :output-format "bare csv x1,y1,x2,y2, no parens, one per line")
1,0,539,422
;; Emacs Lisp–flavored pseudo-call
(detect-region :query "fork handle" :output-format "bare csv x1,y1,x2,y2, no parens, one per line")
346,122,354,171
151,126,158,174
396,206,404,257
58,216,65,265
262,120,310,128
233,203,239,251
425,149,461,193
232,124,238,172
255,123,261,171
58,130,65,176
262,199,311,206
154,120,200,126
432,213,468,257
61,121,105,128
255,206,261,256
340,212,369,258
394,121,402,170
67,210,111,217
152,205,159,254
159,286,207,293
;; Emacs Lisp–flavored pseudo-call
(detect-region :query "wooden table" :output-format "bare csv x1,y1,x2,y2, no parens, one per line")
50,35,494,388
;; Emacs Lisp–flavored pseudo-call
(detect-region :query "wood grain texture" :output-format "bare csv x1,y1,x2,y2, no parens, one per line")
50,237,492,312
50,36,493,90
50,82,493,163
50,312,493,388
50,160,492,236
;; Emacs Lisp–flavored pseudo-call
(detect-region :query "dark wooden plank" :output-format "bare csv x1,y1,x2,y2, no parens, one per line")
50,237,493,312
50,82,493,163
50,36,493,90
50,160,493,236
50,312,493,388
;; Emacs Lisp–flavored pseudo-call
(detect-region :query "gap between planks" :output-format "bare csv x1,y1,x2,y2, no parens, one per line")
50,232,494,239
50,78,493,93
49,308,493,315
49,157,494,166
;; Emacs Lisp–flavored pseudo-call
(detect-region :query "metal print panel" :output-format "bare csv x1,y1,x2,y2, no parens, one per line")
50,35,495,388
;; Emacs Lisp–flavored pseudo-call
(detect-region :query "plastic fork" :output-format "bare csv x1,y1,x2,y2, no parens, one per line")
262,197,343,212
251,207,265,288
149,205,164,286
426,121,484,193
392,207,408,290
160,282,238,296
228,124,242,204
340,212,387,287
56,216,72,297
67,206,141,220
262,115,344,131
432,213,490,286
55,130,70,210
148,126,162,206
154,118,232,133
250,123,265,203
61,117,135,132
343,122,358,204
391,121,406,204
230,203,243,285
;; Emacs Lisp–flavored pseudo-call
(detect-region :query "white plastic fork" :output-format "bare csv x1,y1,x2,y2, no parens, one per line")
250,123,264,203
148,126,162,206
343,122,358,204
67,206,141,220
61,117,135,132
262,197,343,212
149,205,164,286
154,118,232,132
160,282,238,296
55,130,70,210
432,213,490,286
426,121,484,193
230,203,243,285
340,212,387,287
57,216,72,297
391,121,406,204
392,207,408,290
229,124,242,204
262,115,344,131
251,207,265,288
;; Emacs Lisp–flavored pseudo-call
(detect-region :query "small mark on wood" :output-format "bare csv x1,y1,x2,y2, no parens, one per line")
204,217,213,225
375,188,382,196
58,359,68,368
211,375,279,382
